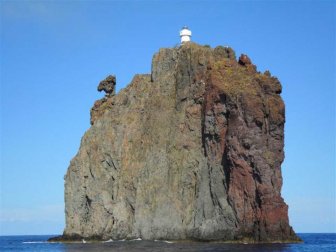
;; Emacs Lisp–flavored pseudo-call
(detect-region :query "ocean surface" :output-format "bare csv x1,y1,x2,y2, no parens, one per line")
0,233,335,252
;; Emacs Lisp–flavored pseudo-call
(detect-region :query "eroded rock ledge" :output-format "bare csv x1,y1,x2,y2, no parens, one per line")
52,43,300,243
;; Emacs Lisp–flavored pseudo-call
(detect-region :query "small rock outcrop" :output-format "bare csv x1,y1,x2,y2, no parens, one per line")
98,75,116,96
238,54,252,65
56,43,299,243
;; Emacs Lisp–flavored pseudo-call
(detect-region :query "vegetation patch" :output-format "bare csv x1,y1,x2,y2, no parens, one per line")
211,60,258,96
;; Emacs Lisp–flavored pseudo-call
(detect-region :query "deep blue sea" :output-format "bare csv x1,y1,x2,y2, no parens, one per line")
0,233,335,252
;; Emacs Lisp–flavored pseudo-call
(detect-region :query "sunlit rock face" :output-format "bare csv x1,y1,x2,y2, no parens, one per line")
61,43,299,242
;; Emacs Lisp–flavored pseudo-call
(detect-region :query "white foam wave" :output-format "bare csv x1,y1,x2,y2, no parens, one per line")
131,237,142,241
154,240,174,243
102,239,114,243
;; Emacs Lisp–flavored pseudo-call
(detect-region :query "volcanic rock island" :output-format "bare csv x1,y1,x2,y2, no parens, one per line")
51,42,300,243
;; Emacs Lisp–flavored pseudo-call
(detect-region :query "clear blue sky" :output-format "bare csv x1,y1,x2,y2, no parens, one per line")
0,0,335,235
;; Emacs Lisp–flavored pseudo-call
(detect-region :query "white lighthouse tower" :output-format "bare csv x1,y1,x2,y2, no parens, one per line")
180,26,192,44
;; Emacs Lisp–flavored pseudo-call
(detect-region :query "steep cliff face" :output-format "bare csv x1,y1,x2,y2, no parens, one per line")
61,43,298,242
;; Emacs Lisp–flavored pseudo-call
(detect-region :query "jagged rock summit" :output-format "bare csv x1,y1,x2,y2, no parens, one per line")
56,43,299,243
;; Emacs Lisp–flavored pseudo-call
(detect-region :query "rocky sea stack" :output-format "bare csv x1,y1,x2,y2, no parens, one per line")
52,43,299,243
